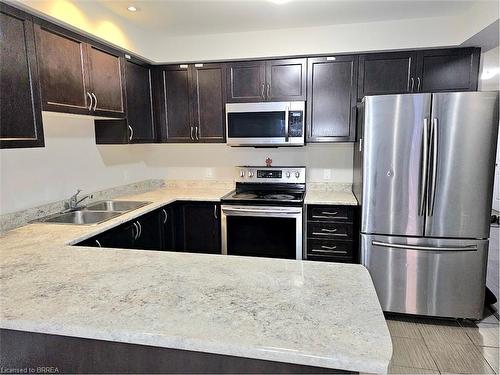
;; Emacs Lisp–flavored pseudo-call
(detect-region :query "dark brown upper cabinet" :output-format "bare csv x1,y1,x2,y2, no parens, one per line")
95,57,155,144
416,48,480,93
358,51,417,99
266,59,307,101
226,61,265,102
35,22,125,118
124,58,155,143
156,63,226,143
0,3,44,149
226,58,306,102
358,48,480,99
307,56,358,143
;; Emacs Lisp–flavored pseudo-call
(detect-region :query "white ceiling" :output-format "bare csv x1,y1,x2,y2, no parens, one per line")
97,0,478,37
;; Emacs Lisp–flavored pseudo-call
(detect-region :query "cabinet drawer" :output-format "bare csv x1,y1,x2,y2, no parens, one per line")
307,222,353,239
307,205,354,222
307,239,353,259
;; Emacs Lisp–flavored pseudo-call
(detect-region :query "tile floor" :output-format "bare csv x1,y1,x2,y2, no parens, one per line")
385,311,499,374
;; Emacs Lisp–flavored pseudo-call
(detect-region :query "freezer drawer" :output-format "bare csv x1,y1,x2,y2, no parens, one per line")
361,234,488,319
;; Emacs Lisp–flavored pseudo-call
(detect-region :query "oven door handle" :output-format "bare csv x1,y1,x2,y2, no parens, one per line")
222,206,302,216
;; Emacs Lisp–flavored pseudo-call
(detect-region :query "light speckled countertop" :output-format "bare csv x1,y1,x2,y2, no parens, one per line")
305,190,359,206
0,185,391,373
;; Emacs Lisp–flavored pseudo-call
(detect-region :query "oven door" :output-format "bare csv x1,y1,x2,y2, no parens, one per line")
226,102,304,146
221,205,303,259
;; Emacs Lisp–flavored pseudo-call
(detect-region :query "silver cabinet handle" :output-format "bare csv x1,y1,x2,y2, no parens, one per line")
260,83,265,99
321,211,338,215
214,205,218,219
162,209,168,224
136,221,142,239
419,118,429,216
190,126,194,141
417,77,421,91
95,239,102,247
372,240,477,252
266,83,271,99
195,126,199,141
132,222,139,240
320,228,337,233
128,125,134,141
312,232,348,237
86,92,93,111
427,118,439,216
91,93,98,111
321,245,337,250
410,77,414,92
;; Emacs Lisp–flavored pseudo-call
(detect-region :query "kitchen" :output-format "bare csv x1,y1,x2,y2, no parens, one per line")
1,0,499,374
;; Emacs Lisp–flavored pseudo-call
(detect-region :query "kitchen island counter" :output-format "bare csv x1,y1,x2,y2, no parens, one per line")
0,186,391,374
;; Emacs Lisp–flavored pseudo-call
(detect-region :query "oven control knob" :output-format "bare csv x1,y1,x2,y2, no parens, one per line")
249,171,254,177
240,170,245,178
295,171,300,178
286,172,291,178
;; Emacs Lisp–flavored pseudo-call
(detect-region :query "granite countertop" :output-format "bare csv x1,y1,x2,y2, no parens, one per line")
305,190,359,206
0,185,391,373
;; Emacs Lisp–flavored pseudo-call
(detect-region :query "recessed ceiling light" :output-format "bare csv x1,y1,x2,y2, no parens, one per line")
127,5,137,12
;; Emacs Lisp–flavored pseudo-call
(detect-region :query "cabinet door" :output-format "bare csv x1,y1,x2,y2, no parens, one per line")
416,48,480,93
87,45,125,116
307,56,358,142
0,4,43,148
35,24,91,114
159,205,176,250
266,58,306,101
178,202,221,254
226,61,266,102
134,211,162,250
358,51,417,99
161,66,193,142
191,64,226,142
125,60,155,143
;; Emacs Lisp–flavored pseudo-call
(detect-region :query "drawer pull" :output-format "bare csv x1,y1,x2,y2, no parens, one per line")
321,245,337,250
322,211,338,215
312,215,349,220
321,228,337,233
312,232,348,237
311,248,348,255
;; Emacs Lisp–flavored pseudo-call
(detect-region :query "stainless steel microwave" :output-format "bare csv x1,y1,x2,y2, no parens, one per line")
226,101,305,147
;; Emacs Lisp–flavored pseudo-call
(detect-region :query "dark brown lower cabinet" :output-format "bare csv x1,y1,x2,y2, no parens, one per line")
0,329,345,374
174,201,221,254
306,205,359,263
74,202,221,255
0,3,44,149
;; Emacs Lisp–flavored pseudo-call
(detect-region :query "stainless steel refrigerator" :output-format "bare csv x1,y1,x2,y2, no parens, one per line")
353,91,499,319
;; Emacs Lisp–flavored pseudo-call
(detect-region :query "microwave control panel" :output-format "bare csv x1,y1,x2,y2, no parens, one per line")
288,111,304,137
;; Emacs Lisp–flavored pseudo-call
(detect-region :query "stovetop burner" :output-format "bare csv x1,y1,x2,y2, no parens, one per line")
233,193,258,199
264,194,295,200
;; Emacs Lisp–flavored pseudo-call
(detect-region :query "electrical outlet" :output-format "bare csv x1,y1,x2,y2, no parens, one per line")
323,169,332,180
206,168,214,178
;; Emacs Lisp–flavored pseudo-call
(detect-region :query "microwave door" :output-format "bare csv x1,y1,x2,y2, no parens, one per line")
227,111,286,145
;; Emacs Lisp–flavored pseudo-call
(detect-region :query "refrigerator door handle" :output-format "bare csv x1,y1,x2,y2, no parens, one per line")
372,241,477,252
419,118,430,216
427,118,439,216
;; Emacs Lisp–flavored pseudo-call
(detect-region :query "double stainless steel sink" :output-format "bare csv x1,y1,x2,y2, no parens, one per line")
36,200,151,225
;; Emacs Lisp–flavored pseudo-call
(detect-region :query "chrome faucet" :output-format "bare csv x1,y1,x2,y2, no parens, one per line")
66,189,91,210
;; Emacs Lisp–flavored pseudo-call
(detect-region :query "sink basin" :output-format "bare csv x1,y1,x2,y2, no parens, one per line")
83,200,151,212
41,210,122,225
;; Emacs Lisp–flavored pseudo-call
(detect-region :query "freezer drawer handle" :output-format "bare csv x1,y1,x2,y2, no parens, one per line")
372,241,477,252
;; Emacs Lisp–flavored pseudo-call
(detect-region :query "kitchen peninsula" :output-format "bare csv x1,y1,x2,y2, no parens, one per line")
0,185,392,374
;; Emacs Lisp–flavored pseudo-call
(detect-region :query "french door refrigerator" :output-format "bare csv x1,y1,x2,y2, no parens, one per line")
355,91,499,319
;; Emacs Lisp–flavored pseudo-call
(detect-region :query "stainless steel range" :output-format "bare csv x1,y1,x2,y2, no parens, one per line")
221,166,306,260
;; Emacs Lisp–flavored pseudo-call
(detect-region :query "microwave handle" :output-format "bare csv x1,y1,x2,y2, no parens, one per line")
284,106,289,142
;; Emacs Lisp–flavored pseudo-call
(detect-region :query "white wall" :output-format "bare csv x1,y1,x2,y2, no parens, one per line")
0,113,353,215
